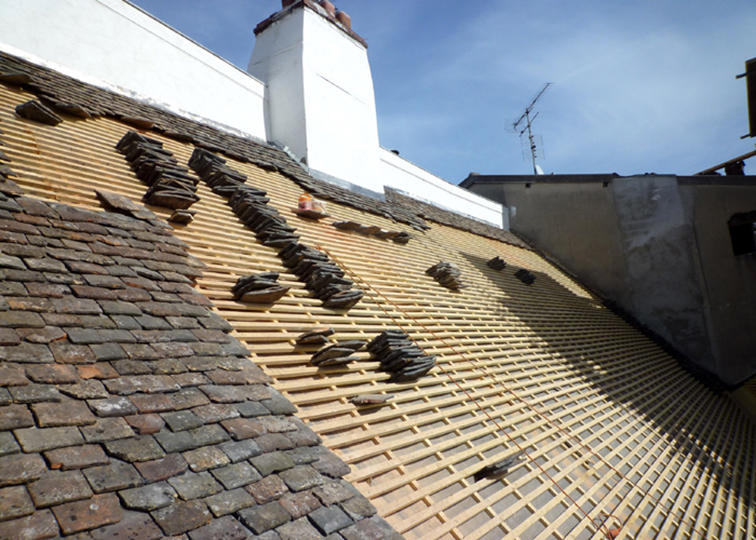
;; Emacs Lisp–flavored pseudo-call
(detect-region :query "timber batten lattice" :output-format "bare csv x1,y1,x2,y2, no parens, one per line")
1,83,755,540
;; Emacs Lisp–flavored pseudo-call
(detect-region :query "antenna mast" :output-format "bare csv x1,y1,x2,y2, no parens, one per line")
512,83,552,174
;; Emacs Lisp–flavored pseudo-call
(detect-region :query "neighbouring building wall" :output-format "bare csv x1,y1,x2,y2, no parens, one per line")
611,176,714,372
684,183,756,383
0,0,267,139
467,178,627,294
463,174,756,385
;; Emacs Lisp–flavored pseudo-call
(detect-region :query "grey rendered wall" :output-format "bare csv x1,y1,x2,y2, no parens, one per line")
485,182,629,304
686,185,756,384
610,177,715,373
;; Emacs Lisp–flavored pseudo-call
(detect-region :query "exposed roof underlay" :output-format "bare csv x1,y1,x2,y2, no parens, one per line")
0,52,755,540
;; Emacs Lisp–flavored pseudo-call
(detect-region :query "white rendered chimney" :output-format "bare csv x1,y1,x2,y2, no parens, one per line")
248,1,383,197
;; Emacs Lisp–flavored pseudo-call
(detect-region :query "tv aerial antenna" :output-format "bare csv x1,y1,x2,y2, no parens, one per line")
512,83,552,174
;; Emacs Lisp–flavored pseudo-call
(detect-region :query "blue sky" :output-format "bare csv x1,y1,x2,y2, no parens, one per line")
129,0,756,183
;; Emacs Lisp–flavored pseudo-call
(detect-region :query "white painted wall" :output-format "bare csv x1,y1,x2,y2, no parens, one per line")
249,4,383,194
380,149,505,227
0,0,266,139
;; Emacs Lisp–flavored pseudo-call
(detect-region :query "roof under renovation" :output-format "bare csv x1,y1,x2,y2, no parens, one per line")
0,44,755,540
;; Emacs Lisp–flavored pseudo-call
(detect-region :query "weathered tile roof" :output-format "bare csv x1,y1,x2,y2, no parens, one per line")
0,195,396,539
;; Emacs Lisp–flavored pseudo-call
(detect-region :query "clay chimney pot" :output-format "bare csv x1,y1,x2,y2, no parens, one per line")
320,0,336,17
335,10,351,31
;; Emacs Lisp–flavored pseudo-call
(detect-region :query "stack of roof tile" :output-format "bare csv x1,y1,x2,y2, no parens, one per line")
367,330,437,382
188,148,248,197
310,340,366,367
426,261,467,290
279,243,364,310
514,268,536,285
227,185,301,249
116,131,200,210
295,327,334,345
487,256,507,271
15,99,62,126
0,196,398,539
232,272,290,304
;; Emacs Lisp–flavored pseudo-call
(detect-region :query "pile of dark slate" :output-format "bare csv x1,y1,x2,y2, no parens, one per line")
188,147,248,197
228,185,301,249
310,339,367,367
296,327,335,345
15,99,62,126
279,242,364,310
426,261,467,290
487,256,507,271
232,271,290,303
116,131,200,209
367,330,437,382
515,268,536,285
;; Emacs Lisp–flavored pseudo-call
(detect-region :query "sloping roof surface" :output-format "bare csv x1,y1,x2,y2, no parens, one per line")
0,51,755,540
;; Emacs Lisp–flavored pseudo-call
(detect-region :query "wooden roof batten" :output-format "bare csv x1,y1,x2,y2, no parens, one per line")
0,53,754,540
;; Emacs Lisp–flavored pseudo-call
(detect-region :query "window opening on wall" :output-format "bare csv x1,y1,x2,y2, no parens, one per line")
728,211,756,256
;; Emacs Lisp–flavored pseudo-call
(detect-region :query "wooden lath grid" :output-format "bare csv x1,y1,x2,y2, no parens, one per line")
1,85,755,540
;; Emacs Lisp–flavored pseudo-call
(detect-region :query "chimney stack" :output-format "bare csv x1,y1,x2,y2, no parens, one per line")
249,1,383,197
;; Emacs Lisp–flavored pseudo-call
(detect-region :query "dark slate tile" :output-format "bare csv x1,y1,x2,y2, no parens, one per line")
82,459,145,493
104,435,166,462
151,500,212,537
276,517,322,540
250,452,295,477
167,471,223,501
307,505,354,536
187,515,251,540
0,485,35,521
89,510,164,540
238,501,291,535
133,453,188,483
14,426,83,452
209,461,261,490
203,487,255,517
28,470,93,508
0,509,60,540
119,481,177,511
